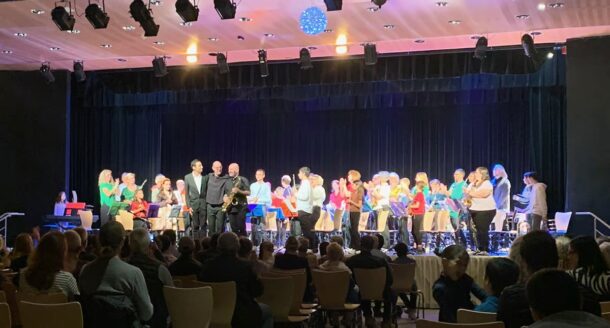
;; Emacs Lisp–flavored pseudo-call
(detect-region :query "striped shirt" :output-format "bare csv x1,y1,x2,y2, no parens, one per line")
19,270,80,300
568,267,610,297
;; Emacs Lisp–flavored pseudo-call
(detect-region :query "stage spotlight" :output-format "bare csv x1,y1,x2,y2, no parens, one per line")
521,34,537,58
217,53,229,74
258,49,269,78
152,56,168,77
474,36,488,60
51,4,75,31
214,0,236,19
85,2,109,29
372,0,387,8
40,63,55,83
73,61,86,82
363,43,377,66
175,0,199,22
324,0,342,11
299,48,313,70
130,0,160,36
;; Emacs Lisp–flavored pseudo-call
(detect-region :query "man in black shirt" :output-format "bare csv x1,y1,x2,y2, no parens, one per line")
225,163,250,236
204,161,230,235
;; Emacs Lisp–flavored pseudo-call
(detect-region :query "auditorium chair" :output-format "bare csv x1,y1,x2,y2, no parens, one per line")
262,269,313,316
456,309,497,324
601,301,610,313
172,274,197,288
0,302,10,328
257,276,309,324
353,267,387,321
116,210,135,230
195,281,236,328
602,312,610,323
389,263,425,319
416,320,504,328
163,286,213,328
314,209,334,242
262,211,278,243
311,270,360,326
16,292,67,304
19,301,83,328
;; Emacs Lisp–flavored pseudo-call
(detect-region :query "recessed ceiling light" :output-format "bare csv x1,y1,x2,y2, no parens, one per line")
537,3,546,11
30,9,45,15
153,41,165,45
179,22,193,27
448,20,461,25
2,50,13,54
367,6,380,12
264,33,275,37
150,0,162,6
323,29,333,33
548,3,565,8
530,31,542,36
49,47,61,51
435,1,448,6
14,32,27,37
237,35,245,40
308,46,317,50
383,24,395,29
117,58,127,62
122,25,136,31
414,39,425,43
516,14,530,20
239,17,252,22
100,44,112,48
66,29,80,34
208,37,219,42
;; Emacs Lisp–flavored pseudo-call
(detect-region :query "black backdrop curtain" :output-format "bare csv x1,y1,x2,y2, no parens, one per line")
71,48,566,216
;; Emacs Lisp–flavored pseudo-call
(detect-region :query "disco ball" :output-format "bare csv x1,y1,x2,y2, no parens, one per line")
299,7,327,35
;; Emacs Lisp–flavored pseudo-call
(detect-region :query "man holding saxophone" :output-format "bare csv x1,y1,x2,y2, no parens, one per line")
224,163,250,236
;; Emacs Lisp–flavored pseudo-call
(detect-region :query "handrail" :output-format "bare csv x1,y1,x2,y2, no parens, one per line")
576,212,610,238
0,212,25,240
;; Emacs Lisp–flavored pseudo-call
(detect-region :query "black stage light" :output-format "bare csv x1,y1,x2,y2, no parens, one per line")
130,0,160,36
216,53,229,74
40,63,55,83
85,2,109,29
214,0,236,20
324,0,342,11
51,5,75,31
521,34,537,58
73,61,86,82
152,57,168,77
363,43,377,66
258,49,269,78
175,0,199,22
372,0,387,8
474,36,488,60
299,48,313,70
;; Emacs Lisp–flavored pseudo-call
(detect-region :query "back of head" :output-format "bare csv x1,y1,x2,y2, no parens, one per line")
570,235,608,275
200,237,212,251
527,269,581,320
210,233,220,250
439,244,469,262
12,233,34,257
178,237,195,255
330,236,344,247
485,258,520,296
73,227,88,248
156,235,172,253
285,236,299,252
394,242,408,257
162,229,177,245
326,242,344,262
361,235,375,252
298,237,310,253
99,221,126,259
556,236,572,270
129,228,150,255
259,241,274,260
238,237,253,258
217,232,239,255
64,230,82,254
375,234,384,249
26,231,66,290
319,241,329,256
520,231,558,276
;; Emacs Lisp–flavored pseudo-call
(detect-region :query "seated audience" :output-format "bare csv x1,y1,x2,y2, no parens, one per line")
432,244,487,322
129,229,173,328
79,222,153,327
64,230,85,280
73,227,96,262
474,258,519,313
599,239,610,269
372,234,391,262
168,237,202,276
9,232,34,285
330,235,344,247
274,236,314,302
567,235,610,300
162,229,179,257
20,231,79,300
254,241,274,276
392,242,418,320
238,236,255,260
318,241,329,265
319,242,351,273
297,237,318,268
155,234,177,265
527,269,609,328
0,235,9,268
198,232,273,328
556,236,572,270
346,235,394,327
196,233,220,264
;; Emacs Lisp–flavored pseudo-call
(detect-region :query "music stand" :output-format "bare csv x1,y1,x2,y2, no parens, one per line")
168,205,182,218
147,204,160,218
389,201,406,217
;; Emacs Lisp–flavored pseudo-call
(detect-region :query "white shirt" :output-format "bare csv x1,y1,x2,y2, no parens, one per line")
312,186,326,207
375,184,391,209
469,180,496,211
193,174,202,193
296,179,312,214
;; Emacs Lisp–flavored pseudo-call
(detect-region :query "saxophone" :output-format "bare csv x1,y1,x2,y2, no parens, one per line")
222,177,241,212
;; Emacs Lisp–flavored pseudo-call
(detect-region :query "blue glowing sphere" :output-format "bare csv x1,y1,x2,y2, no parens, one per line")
299,7,327,35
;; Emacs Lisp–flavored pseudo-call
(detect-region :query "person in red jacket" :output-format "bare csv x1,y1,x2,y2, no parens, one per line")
410,180,427,253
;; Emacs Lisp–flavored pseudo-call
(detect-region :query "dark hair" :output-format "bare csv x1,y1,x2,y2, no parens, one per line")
200,237,211,251
375,234,384,249
162,229,177,246
178,237,195,255
298,237,310,253
361,235,375,252
319,241,329,257
156,235,172,253
190,159,201,168
394,242,408,257
55,191,66,204
299,167,311,177
570,236,608,275
285,236,299,252
259,241,274,260
527,269,581,317
520,231,558,275
238,237,253,258
98,221,126,259
523,171,539,181
209,233,220,250
330,236,344,247
485,258,520,296
25,231,66,291
11,233,33,259
439,244,469,262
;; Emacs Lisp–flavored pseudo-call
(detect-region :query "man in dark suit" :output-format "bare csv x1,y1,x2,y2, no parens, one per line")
185,159,207,237
225,163,250,236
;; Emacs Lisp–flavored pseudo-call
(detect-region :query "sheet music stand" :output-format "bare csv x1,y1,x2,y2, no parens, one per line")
108,202,129,217
147,204,160,218
389,201,406,218
168,205,182,218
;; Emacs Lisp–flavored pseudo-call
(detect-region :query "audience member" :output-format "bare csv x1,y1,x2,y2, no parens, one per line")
297,237,318,268
258,241,275,268
20,231,79,300
64,230,86,280
567,235,610,300
527,269,609,328
9,232,33,286
162,229,179,257
168,237,202,276
129,228,173,328
600,241,610,269
156,234,177,265
372,234,391,262
0,235,9,268
556,236,572,270
392,242,418,320
318,241,329,265
475,258,519,313
330,235,344,247
196,233,220,264
79,222,153,327
274,236,314,302
320,242,351,273
346,235,394,327
432,245,487,322
73,227,95,262
198,232,273,328
238,236,255,260
84,234,100,260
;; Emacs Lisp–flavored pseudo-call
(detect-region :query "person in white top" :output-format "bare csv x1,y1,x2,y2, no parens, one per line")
466,167,497,255
295,167,316,249
373,171,391,210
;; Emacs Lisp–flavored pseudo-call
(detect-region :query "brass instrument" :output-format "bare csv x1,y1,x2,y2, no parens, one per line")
222,177,241,212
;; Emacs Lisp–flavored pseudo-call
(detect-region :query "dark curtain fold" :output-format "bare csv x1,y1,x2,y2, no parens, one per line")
71,48,566,215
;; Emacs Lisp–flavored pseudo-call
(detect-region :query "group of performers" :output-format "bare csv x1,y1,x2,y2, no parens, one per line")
97,160,548,255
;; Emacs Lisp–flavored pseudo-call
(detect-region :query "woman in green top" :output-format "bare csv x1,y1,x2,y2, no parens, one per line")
121,173,138,202
98,169,119,226
411,172,430,198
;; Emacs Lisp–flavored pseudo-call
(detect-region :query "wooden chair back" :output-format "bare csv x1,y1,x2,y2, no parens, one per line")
19,301,83,328
265,212,278,231
353,267,386,301
358,212,370,232
0,303,10,328
601,301,610,313
163,286,213,328
376,210,390,232
263,269,306,315
257,277,294,321
389,263,416,292
172,274,197,288
457,309,498,324
333,209,344,231
77,210,93,230
16,292,68,304
197,281,236,328
116,210,134,230
311,270,350,310
416,319,504,328
602,312,610,322
0,290,5,303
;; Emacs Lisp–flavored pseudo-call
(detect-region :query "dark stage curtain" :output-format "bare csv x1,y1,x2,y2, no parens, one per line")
71,48,566,215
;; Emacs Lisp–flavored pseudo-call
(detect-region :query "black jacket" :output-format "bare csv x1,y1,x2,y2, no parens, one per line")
345,250,393,290
433,273,487,323
168,255,202,276
184,173,208,210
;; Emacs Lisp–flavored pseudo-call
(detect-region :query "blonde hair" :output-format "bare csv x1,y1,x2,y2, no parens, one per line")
476,167,491,183
326,242,344,262
348,170,361,181
556,236,571,270
98,169,112,185
414,172,429,185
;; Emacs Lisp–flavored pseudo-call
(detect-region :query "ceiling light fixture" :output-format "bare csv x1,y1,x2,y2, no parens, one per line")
129,0,160,37
258,49,269,77
31,9,45,15
308,46,317,50
67,29,80,34
100,44,112,48
117,58,127,62
239,17,251,22
237,35,245,40
530,31,542,36
179,21,193,26
152,56,168,77
153,41,165,45
14,32,27,37
217,53,229,74
548,3,564,8
414,39,425,43
435,1,448,6
175,0,199,23
85,1,110,29
73,61,86,82
2,50,13,54
323,29,333,33
299,48,313,70
208,37,219,41
449,20,461,25
49,47,61,51
324,0,342,11
537,3,546,11
371,0,387,8
51,3,76,31
151,0,162,5
123,25,136,31
546,51,554,59
367,6,379,12
474,36,488,60
186,55,197,63
264,33,275,38
516,14,530,20
363,43,377,65
215,0,237,19
40,62,55,83
383,24,395,29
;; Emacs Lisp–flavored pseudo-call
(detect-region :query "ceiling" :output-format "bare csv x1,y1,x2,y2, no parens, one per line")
0,0,609,71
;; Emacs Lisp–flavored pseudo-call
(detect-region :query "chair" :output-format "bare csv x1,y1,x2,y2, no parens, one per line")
602,312,610,322
258,276,309,324
163,286,213,328
116,209,134,230
361,210,391,234
0,303,10,328
16,292,68,304
358,212,371,232
19,301,83,328
197,281,236,328
353,267,386,301
77,210,93,231
457,309,497,324
173,274,197,288
314,210,334,242
601,301,610,313
263,269,309,316
554,212,572,233
0,290,5,303
311,270,359,323
389,263,425,319
263,211,278,242
416,320,504,327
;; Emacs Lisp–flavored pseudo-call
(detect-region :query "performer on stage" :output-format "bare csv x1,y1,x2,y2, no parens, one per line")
272,186,294,244
225,163,250,236
491,164,511,214
295,167,315,249
185,159,207,235
411,172,430,198
445,169,468,244
310,174,326,249
115,172,128,202
281,175,293,199
516,172,547,231
342,170,365,250
205,161,229,235
373,171,391,247
121,173,138,202
156,178,178,207
98,169,119,226
409,180,426,253
174,179,186,206
151,173,166,202
427,179,448,231
467,167,497,255
130,189,149,230
250,169,271,244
